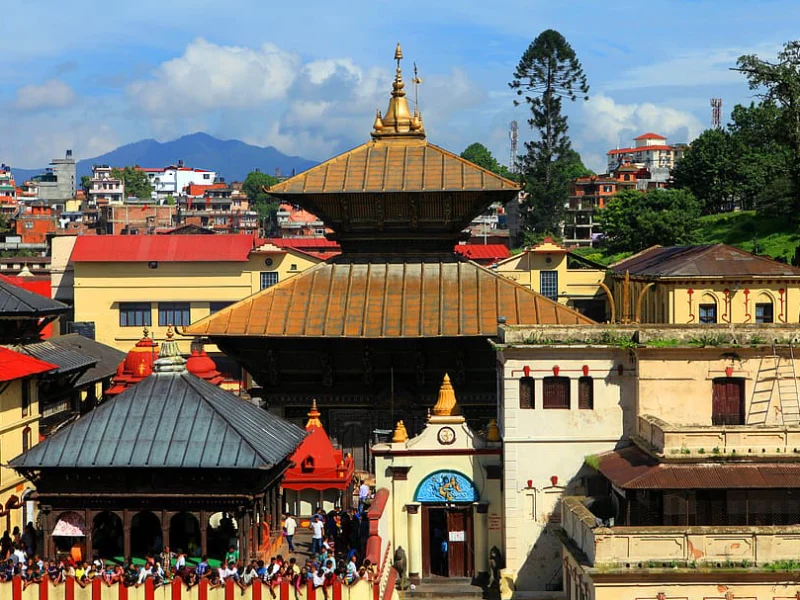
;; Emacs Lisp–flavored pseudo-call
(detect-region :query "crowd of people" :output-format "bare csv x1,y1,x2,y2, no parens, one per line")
0,502,379,596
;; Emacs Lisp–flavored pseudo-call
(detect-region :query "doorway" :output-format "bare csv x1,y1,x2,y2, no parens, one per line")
712,377,745,425
421,506,473,578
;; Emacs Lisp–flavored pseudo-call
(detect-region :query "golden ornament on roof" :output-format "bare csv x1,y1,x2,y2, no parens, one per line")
392,420,408,443
432,373,461,417
305,399,323,430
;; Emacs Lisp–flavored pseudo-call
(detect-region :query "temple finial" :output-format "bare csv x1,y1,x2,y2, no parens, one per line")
305,399,323,430
395,43,403,64
372,43,425,140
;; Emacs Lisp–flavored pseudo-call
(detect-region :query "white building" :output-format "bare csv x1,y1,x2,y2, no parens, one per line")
606,133,687,172
136,161,216,199
88,165,125,206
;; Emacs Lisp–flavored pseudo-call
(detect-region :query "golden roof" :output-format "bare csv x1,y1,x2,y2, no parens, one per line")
305,399,323,430
183,257,594,338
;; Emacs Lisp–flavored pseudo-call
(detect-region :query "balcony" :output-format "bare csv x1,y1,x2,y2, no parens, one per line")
636,414,800,459
561,496,800,568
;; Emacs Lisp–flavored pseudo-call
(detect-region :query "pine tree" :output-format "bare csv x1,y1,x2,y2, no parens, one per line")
510,29,589,236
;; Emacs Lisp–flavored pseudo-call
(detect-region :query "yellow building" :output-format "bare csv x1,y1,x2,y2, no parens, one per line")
0,348,53,533
497,323,800,599
610,244,800,324
68,235,321,354
494,238,608,321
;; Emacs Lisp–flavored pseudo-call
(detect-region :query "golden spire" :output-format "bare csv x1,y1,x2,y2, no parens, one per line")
305,399,323,430
486,419,500,442
430,373,464,424
371,43,425,140
392,420,408,443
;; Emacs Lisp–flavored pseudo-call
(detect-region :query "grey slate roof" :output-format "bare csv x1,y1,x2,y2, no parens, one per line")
42,334,125,387
20,338,98,376
0,279,68,316
11,371,306,470
611,244,800,279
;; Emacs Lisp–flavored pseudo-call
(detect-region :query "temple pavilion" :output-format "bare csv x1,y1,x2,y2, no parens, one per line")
11,329,305,562
184,44,593,469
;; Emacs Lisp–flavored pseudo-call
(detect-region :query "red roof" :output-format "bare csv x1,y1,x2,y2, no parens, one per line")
455,244,511,261
261,238,340,249
608,145,675,155
0,347,56,382
70,234,255,263
634,132,667,140
184,183,229,197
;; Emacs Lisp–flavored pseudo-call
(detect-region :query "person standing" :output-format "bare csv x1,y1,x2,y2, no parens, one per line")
283,514,297,553
358,481,370,513
309,516,324,556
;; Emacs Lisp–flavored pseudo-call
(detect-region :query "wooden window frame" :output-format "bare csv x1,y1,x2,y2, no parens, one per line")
519,377,534,409
543,376,570,409
578,376,594,410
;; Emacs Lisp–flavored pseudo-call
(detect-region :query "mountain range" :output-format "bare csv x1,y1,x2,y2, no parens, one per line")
10,133,318,184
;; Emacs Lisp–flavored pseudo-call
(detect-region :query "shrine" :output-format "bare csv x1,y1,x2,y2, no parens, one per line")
282,400,356,516
11,329,305,563
184,44,593,469
372,374,502,582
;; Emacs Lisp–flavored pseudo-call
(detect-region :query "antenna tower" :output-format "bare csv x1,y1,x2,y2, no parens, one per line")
509,121,518,173
710,97,723,129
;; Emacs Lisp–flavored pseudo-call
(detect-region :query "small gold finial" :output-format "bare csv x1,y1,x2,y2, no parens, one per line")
166,325,174,339
305,399,323,430
373,110,384,131
372,43,425,140
143,326,150,339
486,419,501,442
432,373,461,417
392,419,408,443
394,43,403,62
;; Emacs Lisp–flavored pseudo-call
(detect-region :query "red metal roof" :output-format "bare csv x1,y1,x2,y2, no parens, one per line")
454,244,511,261
70,234,255,263
0,347,57,381
607,145,675,155
261,238,340,249
595,445,800,489
634,132,667,140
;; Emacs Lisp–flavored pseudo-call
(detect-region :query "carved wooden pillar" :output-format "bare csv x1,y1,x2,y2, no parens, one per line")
123,509,131,561
84,509,94,560
161,510,169,554
199,510,207,558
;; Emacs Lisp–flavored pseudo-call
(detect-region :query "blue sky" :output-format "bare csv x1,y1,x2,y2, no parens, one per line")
1,0,798,173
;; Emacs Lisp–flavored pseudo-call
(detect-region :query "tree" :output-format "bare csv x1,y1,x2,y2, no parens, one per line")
243,170,280,236
672,128,738,213
736,41,800,212
80,175,92,199
461,143,501,173
596,188,701,253
510,29,590,235
111,166,153,200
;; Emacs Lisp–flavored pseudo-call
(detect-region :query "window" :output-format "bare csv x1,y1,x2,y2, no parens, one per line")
755,302,774,323
203,174,210,180
260,272,279,289
24,221,33,229
578,377,594,409
543,376,570,409
209,301,233,314
602,185,613,193
119,302,152,327
519,377,534,409
22,427,31,453
699,303,717,324
21,379,29,417
158,302,191,326
540,271,558,301
290,264,298,271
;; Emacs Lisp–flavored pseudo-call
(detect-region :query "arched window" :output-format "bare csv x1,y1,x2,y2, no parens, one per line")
699,294,717,324
578,377,594,410
543,377,570,409
519,377,534,409
755,293,774,323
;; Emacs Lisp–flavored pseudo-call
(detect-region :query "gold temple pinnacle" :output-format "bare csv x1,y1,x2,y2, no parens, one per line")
372,43,425,140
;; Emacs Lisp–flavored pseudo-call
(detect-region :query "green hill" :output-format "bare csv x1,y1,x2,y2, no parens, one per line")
695,211,800,262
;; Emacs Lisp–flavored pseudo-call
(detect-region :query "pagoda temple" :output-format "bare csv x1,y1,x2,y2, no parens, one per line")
282,400,356,516
184,44,593,469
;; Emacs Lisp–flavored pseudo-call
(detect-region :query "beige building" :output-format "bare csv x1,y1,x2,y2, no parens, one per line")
373,375,502,584
63,234,321,354
497,323,800,598
494,238,607,321
610,244,800,325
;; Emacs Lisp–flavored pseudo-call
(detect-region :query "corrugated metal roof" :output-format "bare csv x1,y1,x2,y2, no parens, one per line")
267,140,519,195
184,256,594,338
11,371,306,470
454,244,511,261
44,334,126,387
20,338,98,376
70,235,255,263
595,445,800,489
611,245,800,278
0,277,68,316
0,347,57,381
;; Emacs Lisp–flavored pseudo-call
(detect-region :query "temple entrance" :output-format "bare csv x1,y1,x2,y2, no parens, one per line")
130,511,162,556
207,512,238,561
421,506,473,578
92,512,123,558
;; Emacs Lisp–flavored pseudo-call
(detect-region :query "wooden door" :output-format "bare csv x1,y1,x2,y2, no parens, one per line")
446,510,467,577
712,378,745,425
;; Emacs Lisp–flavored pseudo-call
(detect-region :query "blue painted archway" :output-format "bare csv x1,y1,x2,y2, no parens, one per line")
414,470,479,503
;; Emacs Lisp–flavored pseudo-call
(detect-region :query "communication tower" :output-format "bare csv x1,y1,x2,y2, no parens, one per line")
711,98,723,129
509,121,518,172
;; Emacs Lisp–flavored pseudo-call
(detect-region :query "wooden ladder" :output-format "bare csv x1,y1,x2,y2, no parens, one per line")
775,343,800,425
748,353,777,424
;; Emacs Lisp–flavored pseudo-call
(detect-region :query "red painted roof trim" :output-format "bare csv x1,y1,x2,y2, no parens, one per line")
0,347,57,381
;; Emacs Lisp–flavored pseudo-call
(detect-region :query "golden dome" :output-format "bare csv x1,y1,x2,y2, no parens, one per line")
392,420,408,443
305,399,323,430
432,373,461,417
486,419,500,442
372,43,425,141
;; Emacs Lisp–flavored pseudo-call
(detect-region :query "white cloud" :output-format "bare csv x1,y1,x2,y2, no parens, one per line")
14,79,77,111
126,38,301,114
582,93,704,148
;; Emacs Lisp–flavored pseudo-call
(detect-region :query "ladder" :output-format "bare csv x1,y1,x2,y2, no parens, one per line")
775,343,800,425
747,344,800,425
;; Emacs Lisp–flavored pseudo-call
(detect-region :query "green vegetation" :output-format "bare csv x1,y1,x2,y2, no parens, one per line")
243,170,280,235
695,210,800,262
111,166,152,200
584,455,600,470
460,143,515,179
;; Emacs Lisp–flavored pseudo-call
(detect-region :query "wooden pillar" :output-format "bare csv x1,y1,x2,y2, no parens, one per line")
84,509,94,560
123,509,131,560
199,510,207,558
240,510,251,560
161,510,169,554
43,510,55,561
